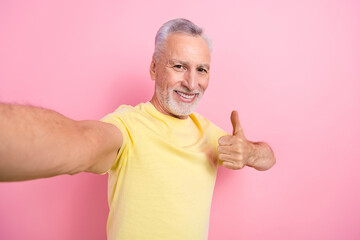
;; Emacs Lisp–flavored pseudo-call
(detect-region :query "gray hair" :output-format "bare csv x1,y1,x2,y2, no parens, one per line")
153,18,212,61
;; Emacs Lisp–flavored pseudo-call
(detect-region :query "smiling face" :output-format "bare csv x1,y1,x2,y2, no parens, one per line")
149,32,211,119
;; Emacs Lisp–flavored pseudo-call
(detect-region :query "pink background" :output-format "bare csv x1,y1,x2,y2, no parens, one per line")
1,0,359,239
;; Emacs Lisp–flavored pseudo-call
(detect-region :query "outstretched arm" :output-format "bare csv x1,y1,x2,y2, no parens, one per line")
0,103,122,181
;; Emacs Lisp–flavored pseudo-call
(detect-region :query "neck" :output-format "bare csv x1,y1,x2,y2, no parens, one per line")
150,95,189,119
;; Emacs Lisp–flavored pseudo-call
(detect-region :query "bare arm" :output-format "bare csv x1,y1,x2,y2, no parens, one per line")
0,103,122,181
246,141,276,171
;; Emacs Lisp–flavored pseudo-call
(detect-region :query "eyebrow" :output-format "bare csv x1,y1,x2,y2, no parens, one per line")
168,59,210,70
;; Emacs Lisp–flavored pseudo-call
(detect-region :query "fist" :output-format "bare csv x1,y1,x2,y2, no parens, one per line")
218,111,254,170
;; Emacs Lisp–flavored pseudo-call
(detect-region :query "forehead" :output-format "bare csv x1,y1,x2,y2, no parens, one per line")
162,33,211,65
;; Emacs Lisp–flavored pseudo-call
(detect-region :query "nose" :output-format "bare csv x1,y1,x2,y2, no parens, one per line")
183,69,198,91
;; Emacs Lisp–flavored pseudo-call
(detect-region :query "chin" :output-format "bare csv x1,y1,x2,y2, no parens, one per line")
167,101,198,117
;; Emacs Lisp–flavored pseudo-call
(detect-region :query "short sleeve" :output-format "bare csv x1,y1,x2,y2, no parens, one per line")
100,110,131,173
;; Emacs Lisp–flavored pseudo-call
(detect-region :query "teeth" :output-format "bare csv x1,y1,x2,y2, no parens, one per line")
176,91,195,99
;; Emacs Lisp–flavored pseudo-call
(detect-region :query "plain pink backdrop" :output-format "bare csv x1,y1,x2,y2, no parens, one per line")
1,0,359,239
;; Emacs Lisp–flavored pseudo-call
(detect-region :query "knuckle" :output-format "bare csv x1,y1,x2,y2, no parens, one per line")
240,162,246,169
234,161,245,170
234,137,242,143
234,145,242,152
218,136,227,144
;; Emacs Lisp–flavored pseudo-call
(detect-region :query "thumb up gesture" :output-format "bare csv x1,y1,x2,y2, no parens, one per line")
218,111,254,170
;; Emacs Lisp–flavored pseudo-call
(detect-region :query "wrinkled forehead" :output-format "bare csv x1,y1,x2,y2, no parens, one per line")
162,33,211,65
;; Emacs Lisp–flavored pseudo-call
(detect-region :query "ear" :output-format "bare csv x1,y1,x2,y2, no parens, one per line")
149,57,157,81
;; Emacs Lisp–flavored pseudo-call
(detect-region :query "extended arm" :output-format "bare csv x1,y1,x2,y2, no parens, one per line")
0,103,122,181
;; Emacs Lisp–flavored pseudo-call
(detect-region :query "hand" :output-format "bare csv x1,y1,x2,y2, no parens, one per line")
218,110,254,170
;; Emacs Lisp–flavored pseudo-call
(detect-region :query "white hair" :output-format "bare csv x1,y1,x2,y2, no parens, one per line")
153,18,212,61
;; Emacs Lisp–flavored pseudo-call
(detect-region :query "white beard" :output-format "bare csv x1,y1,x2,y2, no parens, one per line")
155,84,203,117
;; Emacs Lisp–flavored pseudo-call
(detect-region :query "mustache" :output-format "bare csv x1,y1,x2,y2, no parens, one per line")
174,87,203,95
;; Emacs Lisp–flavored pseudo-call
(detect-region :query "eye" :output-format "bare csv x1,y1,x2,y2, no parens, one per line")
173,65,185,71
197,67,208,73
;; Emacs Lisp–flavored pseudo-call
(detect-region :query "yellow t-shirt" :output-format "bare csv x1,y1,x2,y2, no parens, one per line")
101,102,227,240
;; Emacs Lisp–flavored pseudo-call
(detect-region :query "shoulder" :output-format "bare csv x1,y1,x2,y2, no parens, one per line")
190,112,212,128
109,104,138,117
101,103,146,122
191,112,229,137
100,103,147,141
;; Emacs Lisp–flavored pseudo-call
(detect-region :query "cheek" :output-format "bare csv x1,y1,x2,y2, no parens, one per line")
164,71,184,87
200,76,209,91
156,72,177,91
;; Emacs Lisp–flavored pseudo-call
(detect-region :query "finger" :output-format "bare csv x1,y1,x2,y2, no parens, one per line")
231,110,245,138
217,145,234,154
218,143,248,154
222,161,235,169
218,153,241,162
222,161,246,170
218,135,234,146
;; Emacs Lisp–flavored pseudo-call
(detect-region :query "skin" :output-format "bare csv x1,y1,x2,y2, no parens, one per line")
149,33,210,119
218,110,276,171
0,31,275,181
0,104,122,181
149,32,276,171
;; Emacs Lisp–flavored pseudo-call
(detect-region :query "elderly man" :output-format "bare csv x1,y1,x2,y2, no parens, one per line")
0,19,275,239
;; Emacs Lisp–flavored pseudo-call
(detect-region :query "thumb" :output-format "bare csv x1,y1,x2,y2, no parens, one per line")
231,110,245,138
